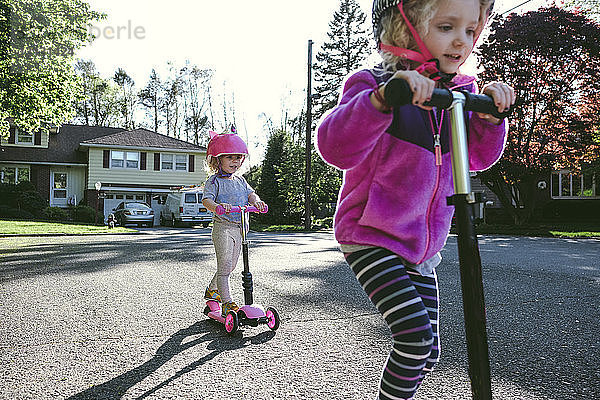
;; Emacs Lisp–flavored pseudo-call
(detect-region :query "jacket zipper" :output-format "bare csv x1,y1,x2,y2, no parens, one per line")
420,163,441,264
419,110,444,264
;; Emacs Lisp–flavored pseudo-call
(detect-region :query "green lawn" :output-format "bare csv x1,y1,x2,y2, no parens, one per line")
1,219,599,239
0,220,136,235
471,223,600,239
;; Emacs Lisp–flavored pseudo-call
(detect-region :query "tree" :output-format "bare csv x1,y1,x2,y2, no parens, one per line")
160,63,184,138
113,68,137,130
562,0,599,22
306,0,371,223
72,60,120,127
180,63,213,146
0,0,103,137
139,69,162,132
256,129,295,225
73,59,97,125
313,0,371,120
476,7,600,224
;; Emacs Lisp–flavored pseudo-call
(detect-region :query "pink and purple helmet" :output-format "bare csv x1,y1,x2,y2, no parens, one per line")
206,125,248,162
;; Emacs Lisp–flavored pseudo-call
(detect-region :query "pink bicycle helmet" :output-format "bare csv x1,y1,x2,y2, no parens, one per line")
206,125,248,162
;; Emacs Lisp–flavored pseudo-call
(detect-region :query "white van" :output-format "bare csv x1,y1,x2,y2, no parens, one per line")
160,186,212,227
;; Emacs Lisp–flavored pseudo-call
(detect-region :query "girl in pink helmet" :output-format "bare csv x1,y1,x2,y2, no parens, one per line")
317,0,515,399
201,126,267,317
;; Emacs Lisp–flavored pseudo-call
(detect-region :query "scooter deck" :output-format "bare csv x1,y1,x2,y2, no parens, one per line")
205,300,268,324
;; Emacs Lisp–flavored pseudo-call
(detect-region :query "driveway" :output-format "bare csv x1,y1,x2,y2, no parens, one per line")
0,231,598,399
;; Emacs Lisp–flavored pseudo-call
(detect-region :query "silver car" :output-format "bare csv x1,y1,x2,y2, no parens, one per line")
113,202,154,227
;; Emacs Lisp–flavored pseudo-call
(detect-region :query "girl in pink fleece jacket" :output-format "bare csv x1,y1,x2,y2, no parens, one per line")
317,1,515,399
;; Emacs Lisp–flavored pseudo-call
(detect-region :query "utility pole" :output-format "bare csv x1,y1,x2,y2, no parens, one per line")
305,39,313,230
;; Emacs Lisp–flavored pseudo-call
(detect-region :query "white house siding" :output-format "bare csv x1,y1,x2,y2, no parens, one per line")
86,148,207,190
49,166,84,207
66,166,86,206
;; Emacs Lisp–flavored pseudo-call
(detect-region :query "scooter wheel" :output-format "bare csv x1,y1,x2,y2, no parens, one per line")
224,311,239,335
265,307,280,331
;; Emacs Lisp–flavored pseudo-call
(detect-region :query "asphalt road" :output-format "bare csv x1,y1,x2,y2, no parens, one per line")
0,229,598,400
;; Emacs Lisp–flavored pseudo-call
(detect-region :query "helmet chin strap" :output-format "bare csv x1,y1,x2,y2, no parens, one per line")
380,1,456,83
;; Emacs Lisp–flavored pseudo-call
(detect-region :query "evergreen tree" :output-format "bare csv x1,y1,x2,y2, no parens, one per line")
256,129,291,225
313,0,371,121
305,0,371,224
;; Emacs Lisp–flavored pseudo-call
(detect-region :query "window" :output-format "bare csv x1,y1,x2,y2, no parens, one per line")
16,128,33,144
184,193,197,203
53,172,67,199
111,151,139,169
1,166,30,184
135,195,144,201
551,171,598,199
160,153,188,171
161,154,173,170
175,155,187,171
111,151,124,168
126,152,139,169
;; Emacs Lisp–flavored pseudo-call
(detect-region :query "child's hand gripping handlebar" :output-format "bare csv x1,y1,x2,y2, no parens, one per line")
214,205,269,215
383,78,514,119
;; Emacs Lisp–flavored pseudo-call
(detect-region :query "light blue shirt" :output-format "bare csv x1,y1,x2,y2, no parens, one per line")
202,174,254,224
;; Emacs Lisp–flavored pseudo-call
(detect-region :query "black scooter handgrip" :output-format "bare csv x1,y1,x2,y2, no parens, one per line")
460,91,512,119
383,78,512,119
384,78,453,109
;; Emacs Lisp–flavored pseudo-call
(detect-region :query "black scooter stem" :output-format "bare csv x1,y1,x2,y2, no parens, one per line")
384,78,508,399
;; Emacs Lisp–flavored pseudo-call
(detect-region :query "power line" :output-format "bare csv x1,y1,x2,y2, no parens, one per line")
500,0,538,15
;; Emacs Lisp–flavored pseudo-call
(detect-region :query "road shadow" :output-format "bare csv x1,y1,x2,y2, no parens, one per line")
0,231,281,283
66,320,275,400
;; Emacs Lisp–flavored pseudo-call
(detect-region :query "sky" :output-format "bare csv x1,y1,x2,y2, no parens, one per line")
76,0,550,165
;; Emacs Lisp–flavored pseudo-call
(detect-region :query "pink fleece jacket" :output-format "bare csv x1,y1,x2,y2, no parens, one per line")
317,69,507,264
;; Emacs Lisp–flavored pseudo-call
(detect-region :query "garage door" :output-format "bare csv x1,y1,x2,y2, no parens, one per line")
103,192,147,222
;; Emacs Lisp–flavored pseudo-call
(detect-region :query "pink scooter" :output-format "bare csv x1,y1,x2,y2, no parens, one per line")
203,205,280,335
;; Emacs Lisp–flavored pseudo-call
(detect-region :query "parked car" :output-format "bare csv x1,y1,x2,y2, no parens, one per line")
113,202,154,227
160,186,211,227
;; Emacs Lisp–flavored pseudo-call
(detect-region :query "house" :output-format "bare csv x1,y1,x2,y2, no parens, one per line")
0,124,208,224
471,170,599,223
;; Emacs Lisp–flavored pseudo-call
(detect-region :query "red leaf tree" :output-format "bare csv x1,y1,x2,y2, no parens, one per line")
475,7,600,225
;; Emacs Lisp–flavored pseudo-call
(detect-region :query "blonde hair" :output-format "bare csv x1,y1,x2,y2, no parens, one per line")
377,0,494,73
205,156,221,174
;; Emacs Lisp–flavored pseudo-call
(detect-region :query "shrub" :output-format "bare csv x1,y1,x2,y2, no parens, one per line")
0,205,35,219
17,191,48,217
0,182,47,217
43,207,69,221
0,183,19,207
70,205,97,223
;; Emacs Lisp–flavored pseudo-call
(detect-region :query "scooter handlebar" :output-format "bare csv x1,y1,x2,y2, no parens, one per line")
383,78,513,120
215,205,269,215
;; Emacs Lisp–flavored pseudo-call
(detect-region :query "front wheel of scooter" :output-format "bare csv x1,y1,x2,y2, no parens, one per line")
225,311,239,335
266,307,280,331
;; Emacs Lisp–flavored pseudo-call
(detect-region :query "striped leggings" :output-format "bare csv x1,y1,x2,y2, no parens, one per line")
345,247,440,400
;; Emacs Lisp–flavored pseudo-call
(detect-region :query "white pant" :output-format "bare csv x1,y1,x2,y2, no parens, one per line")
208,221,242,303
